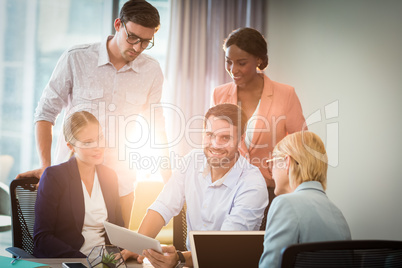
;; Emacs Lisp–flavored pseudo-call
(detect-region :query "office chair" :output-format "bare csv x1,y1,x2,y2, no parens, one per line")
173,203,187,251
280,240,402,268
259,204,269,230
6,177,39,258
260,187,275,231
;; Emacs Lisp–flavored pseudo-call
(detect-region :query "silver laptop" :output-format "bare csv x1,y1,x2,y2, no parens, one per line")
189,231,265,268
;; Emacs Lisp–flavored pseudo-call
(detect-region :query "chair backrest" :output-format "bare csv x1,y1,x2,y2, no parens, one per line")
173,203,187,251
9,177,39,255
280,240,402,268
259,203,269,231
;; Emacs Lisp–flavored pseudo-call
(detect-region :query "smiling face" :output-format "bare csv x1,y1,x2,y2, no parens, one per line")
116,19,155,62
68,122,105,167
225,44,261,87
203,116,240,169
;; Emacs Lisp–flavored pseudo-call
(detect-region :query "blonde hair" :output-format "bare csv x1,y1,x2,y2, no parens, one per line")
273,131,328,190
63,111,100,157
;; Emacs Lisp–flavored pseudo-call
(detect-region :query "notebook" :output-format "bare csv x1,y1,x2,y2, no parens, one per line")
189,231,265,268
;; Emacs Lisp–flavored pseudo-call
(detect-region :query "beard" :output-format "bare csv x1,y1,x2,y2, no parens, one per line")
204,146,239,169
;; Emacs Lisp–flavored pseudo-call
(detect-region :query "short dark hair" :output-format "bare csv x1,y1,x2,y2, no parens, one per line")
223,27,268,70
204,103,248,136
120,0,160,32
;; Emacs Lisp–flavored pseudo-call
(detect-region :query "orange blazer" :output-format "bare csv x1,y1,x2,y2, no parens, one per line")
212,74,307,187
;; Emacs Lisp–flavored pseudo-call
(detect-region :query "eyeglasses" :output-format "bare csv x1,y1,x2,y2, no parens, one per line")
266,156,286,164
266,156,286,173
266,155,300,173
71,135,105,149
121,21,154,50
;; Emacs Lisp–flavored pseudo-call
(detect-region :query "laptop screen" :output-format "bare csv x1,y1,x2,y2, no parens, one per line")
189,231,265,268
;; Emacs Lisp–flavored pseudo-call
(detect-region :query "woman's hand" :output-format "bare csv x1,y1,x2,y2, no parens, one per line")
142,245,179,268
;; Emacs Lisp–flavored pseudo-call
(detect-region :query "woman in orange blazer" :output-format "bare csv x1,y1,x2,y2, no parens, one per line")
212,28,307,216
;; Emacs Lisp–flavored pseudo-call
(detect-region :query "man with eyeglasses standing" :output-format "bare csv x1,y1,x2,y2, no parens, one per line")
18,0,170,227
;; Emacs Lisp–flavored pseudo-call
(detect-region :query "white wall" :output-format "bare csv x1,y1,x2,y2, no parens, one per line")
265,0,402,240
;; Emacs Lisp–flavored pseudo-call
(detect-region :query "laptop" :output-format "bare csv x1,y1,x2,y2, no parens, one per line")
189,231,265,268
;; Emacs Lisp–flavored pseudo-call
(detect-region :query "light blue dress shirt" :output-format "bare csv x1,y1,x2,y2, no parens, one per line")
148,149,269,249
259,181,351,268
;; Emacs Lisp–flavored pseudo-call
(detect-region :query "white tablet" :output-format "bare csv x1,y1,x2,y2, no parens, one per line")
103,221,162,254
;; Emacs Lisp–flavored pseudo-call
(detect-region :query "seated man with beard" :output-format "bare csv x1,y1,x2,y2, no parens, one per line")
123,103,268,268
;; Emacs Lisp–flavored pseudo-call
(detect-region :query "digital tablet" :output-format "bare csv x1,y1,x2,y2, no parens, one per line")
103,221,163,254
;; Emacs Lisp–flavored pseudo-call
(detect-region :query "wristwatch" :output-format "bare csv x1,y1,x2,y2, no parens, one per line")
175,250,185,268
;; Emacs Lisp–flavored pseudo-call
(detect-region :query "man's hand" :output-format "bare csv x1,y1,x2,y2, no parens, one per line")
142,245,179,268
16,168,46,180
15,168,46,188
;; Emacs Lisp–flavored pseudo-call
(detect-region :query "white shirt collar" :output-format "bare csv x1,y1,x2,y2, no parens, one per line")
98,35,140,73
202,162,234,186
200,153,246,188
